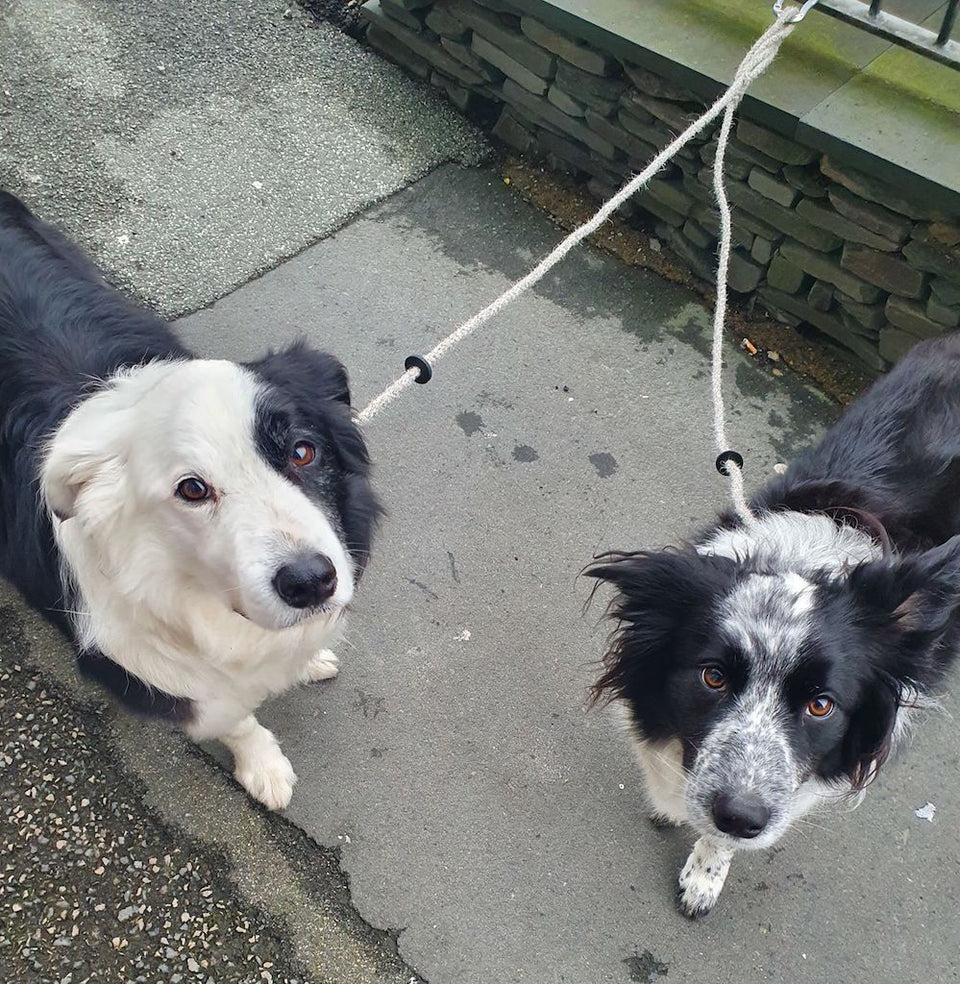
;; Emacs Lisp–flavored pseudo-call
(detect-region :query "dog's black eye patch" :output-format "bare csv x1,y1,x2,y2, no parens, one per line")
783,645,840,712
253,399,294,473
703,641,749,692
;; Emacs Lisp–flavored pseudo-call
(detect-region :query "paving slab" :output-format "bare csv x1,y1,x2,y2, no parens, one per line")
0,0,487,317
499,0,896,128
797,5,960,199
177,164,960,984
498,0,959,205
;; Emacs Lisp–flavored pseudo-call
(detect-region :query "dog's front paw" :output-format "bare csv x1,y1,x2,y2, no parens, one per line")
234,744,297,811
676,837,733,919
301,649,340,683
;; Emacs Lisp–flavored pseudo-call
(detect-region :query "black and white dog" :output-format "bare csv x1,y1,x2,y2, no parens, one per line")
0,190,379,810
589,335,960,917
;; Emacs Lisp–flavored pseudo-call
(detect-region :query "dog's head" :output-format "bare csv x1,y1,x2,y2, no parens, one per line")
41,343,380,631
588,530,960,849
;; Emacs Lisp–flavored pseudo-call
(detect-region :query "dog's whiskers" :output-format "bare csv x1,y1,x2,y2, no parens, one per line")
791,816,836,836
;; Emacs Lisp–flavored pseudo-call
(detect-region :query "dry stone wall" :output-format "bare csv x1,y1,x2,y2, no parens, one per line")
362,0,960,372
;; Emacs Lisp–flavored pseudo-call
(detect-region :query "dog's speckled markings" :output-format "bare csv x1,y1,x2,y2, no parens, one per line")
590,331,960,916
677,836,734,918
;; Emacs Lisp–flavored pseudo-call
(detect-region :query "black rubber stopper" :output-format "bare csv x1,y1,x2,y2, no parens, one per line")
404,355,432,384
715,450,744,476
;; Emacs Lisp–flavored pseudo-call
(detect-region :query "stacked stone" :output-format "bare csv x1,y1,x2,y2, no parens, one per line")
360,0,960,371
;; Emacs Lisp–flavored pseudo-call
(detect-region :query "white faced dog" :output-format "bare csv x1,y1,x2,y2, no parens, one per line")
589,333,960,916
0,190,379,810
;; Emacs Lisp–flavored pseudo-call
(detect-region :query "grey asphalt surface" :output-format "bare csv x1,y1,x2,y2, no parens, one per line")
1,1,959,982
0,0,486,317
177,166,960,984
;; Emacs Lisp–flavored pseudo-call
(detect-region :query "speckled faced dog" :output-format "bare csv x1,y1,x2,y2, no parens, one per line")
0,190,380,810
589,333,960,917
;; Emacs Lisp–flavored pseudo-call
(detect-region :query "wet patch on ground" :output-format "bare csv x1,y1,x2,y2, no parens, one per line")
589,452,619,478
624,949,669,983
512,444,539,463
456,410,484,436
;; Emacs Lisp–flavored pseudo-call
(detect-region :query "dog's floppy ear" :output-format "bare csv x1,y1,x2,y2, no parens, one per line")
586,549,738,704
247,340,352,406
837,674,903,791
845,536,960,643
834,537,960,787
41,430,122,521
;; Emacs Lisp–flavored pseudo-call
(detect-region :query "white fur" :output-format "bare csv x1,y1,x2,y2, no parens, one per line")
701,510,879,573
41,359,353,810
619,513,886,916
677,836,733,918
612,705,688,825
300,649,341,683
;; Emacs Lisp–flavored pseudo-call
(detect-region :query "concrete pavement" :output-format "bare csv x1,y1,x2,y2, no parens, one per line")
177,164,960,984
2,1,959,982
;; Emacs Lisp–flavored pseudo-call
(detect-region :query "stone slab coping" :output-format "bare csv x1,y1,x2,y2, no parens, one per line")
506,0,959,212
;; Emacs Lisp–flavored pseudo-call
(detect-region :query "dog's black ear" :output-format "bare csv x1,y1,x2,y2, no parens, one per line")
833,537,960,787
247,340,352,406
845,536,960,645
586,549,738,704
247,340,382,575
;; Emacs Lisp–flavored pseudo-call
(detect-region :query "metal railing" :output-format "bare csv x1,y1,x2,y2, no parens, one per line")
811,0,959,69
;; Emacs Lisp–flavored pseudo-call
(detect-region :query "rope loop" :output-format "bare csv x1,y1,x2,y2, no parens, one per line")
357,4,815,525
404,355,433,384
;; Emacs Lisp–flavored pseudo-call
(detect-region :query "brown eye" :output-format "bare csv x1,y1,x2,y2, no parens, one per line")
806,695,835,718
290,441,316,467
701,666,727,691
176,477,211,502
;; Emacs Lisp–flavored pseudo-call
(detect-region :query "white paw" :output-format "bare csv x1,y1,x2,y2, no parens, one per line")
234,746,297,811
302,648,340,683
677,837,732,919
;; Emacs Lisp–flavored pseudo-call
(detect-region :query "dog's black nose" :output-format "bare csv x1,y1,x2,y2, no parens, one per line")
711,792,771,839
273,554,337,609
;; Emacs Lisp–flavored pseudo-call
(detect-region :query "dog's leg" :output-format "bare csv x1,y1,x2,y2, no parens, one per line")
219,714,297,811
648,812,679,830
676,836,734,918
299,648,340,684
636,739,687,830
188,704,297,811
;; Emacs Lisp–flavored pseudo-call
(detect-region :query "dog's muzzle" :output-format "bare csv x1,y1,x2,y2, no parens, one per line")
711,790,771,839
272,552,338,609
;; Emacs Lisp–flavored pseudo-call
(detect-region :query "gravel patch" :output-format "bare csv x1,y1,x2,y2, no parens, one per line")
299,0,367,38
1,608,318,984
